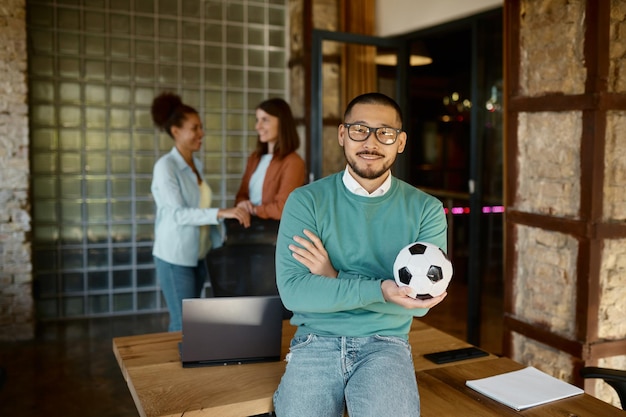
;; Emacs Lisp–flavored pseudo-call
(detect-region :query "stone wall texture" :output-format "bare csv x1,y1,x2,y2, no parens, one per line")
519,0,586,96
512,332,577,383
0,0,33,341
603,111,626,221
288,0,342,176
516,111,581,218
288,0,307,163
511,0,626,408
313,0,339,32
289,0,304,119
598,238,626,339
514,225,578,338
600,4,626,407
609,0,626,93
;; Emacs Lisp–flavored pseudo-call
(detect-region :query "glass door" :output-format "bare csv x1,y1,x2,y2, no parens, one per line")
309,29,408,180
400,11,504,350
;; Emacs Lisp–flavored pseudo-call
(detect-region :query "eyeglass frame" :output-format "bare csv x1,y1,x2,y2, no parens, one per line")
342,123,404,145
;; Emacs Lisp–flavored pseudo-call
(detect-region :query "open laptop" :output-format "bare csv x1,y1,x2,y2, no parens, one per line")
179,295,283,368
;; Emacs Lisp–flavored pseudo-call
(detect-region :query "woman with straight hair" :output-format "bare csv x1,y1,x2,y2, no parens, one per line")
235,98,306,221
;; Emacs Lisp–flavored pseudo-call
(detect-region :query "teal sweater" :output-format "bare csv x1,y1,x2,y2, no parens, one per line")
276,173,448,338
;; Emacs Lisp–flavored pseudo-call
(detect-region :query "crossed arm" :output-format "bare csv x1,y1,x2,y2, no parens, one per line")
289,229,447,312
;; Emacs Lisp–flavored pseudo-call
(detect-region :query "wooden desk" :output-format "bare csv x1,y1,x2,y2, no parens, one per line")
417,356,625,416
113,320,621,417
113,331,284,417
113,320,491,417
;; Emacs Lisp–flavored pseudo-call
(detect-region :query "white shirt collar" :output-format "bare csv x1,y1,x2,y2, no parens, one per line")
342,166,392,197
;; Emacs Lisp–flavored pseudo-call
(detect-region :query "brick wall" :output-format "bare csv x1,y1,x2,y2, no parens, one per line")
506,0,626,407
0,0,33,341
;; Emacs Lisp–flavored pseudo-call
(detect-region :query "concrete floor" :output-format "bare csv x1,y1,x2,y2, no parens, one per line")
0,313,169,417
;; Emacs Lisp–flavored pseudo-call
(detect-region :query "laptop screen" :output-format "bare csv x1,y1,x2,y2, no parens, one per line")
180,295,283,367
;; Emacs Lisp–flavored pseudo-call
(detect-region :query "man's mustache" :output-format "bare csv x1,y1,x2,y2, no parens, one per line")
356,151,385,157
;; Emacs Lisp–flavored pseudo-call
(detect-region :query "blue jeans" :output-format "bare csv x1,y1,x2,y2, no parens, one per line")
273,334,420,417
154,256,208,332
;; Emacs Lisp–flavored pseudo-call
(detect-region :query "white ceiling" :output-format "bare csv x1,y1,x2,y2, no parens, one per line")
376,0,503,37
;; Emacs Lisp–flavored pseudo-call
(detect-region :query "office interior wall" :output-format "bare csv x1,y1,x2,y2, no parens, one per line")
375,0,503,37
0,0,32,341
26,0,290,323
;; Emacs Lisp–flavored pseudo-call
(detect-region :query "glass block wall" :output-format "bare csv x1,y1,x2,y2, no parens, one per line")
27,0,289,319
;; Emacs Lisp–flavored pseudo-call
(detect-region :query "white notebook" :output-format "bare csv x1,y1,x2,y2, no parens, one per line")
466,366,584,411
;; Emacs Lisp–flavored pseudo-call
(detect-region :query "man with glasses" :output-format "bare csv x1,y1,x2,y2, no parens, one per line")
273,92,448,416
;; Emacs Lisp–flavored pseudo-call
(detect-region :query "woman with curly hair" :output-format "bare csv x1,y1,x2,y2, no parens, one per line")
150,92,250,331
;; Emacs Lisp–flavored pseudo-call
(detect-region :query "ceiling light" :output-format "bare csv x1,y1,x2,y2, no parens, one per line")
375,53,432,66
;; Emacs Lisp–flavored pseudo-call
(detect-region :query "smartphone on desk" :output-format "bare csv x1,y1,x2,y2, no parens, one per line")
423,347,489,364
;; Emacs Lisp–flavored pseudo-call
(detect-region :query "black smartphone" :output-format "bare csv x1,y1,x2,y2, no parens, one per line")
423,347,489,364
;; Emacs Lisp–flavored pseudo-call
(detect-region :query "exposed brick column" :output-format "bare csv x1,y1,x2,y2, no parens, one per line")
504,0,626,406
0,0,33,341
289,0,343,179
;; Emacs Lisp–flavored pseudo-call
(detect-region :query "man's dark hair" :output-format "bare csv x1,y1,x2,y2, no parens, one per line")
343,92,403,126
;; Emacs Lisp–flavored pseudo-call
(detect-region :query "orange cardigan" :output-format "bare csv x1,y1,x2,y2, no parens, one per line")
235,152,306,220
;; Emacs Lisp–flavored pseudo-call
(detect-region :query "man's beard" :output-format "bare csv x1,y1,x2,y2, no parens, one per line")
345,150,395,180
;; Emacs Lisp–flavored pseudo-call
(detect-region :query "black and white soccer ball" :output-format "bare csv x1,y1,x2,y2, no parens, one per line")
393,242,453,299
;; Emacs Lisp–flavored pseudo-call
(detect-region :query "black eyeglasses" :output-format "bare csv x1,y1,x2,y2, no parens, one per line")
342,123,403,145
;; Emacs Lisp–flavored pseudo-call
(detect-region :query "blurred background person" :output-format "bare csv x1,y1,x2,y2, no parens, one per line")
150,92,250,331
207,98,306,308
235,98,306,221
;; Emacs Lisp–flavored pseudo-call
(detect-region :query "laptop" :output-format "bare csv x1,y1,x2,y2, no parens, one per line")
223,217,279,245
179,295,283,368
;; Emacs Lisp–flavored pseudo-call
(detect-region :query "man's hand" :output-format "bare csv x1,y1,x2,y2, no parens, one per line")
380,279,447,309
289,229,338,278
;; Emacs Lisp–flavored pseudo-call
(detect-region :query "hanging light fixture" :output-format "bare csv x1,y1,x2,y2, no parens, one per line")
375,41,432,66
375,54,432,66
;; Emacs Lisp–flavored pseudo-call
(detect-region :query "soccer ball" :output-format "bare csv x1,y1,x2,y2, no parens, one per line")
393,242,453,299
